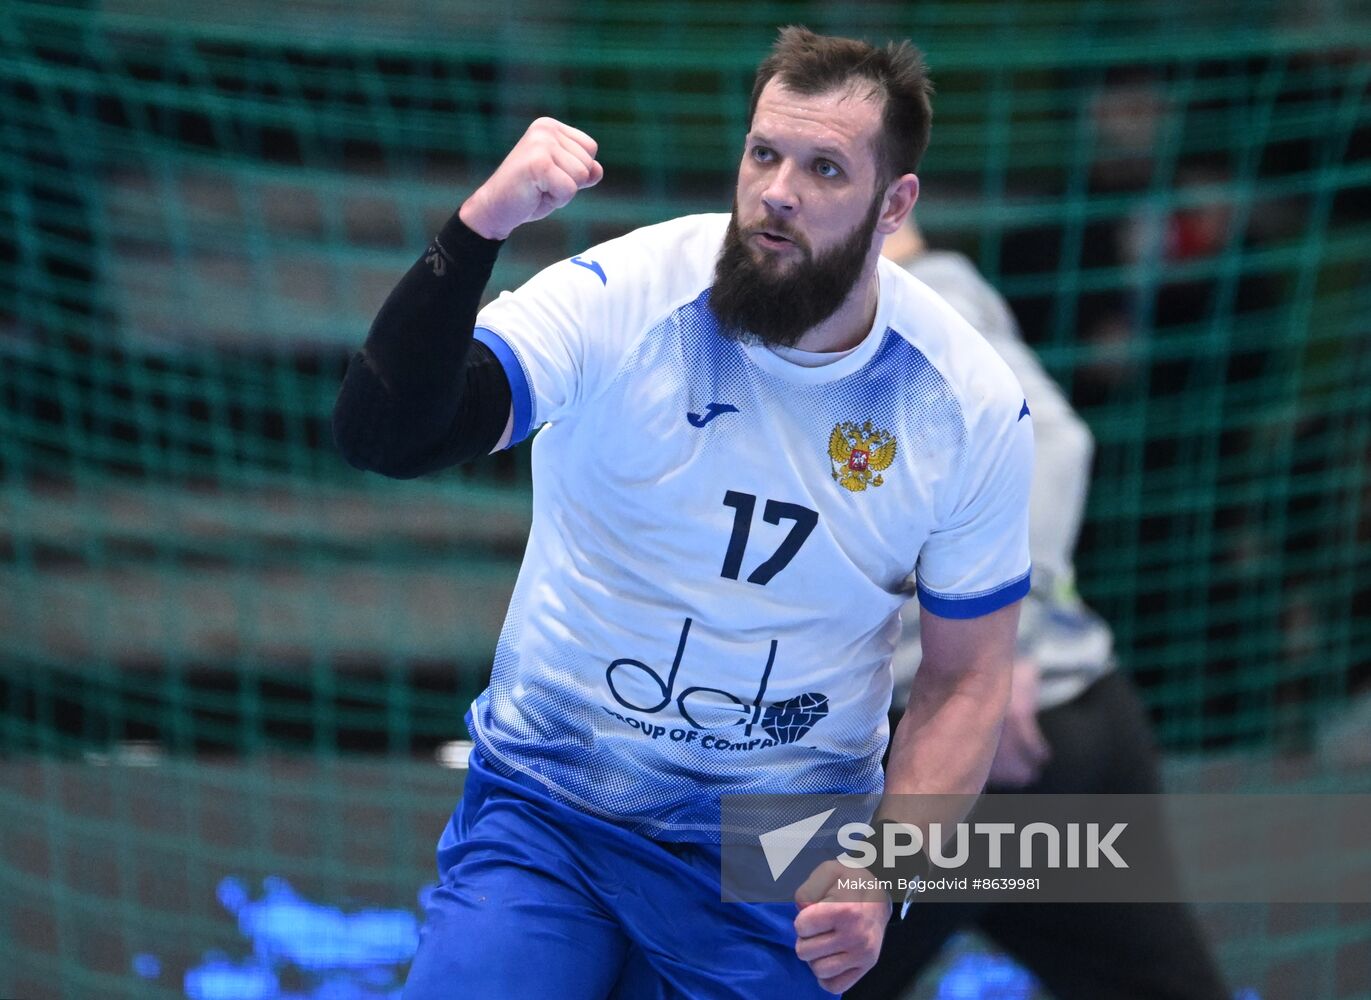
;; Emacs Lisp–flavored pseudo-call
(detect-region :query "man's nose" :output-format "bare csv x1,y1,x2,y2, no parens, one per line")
761,162,800,214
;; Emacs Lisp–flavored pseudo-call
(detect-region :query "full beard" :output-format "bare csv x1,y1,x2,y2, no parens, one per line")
708,192,883,349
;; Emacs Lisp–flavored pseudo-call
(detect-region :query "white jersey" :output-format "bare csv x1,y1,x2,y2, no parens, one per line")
469,214,1033,840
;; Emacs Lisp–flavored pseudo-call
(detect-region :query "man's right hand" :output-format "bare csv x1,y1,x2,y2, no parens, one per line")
459,118,603,241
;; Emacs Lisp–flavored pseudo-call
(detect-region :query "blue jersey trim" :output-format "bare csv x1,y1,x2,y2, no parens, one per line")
917,569,1031,620
474,327,534,446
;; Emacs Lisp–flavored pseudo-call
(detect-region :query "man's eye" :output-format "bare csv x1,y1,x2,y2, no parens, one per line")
815,160,841,178
752,146,775,162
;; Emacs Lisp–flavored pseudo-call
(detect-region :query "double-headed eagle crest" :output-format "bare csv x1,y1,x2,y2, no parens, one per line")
828,420,897,492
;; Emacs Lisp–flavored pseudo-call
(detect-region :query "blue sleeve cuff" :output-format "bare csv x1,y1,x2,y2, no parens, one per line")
916,569,1031,620
474,327,534,447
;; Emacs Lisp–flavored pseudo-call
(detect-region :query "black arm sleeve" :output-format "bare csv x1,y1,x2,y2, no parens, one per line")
331,211,513,478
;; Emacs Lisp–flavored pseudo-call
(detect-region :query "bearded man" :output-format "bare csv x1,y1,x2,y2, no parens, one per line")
334,26,1033,999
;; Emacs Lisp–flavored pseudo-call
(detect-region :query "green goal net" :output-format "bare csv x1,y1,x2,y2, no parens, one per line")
1,1,1368,997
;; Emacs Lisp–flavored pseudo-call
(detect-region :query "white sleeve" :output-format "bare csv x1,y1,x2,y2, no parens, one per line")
915,256,1092,598
914,382,1034,620
995,335,1092,597
472,215,721,445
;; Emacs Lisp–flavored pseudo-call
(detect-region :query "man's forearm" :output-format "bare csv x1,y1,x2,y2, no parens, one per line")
884,662,1008,802
333,117,602,478
331,213,506,476
355,213,503,402
875,603,1019,850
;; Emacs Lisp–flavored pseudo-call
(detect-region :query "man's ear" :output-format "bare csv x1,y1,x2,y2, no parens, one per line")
877,174,919,235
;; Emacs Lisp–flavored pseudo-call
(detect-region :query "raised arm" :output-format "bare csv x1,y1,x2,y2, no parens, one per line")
332,119,602,477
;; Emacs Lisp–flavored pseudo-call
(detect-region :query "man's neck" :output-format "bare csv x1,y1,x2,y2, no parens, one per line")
790,265,881,354
882,224,926,268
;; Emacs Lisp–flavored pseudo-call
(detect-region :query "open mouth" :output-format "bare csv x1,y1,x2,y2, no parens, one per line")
753,230,797,250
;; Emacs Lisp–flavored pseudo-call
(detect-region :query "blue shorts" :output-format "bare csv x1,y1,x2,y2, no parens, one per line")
402,741,836,999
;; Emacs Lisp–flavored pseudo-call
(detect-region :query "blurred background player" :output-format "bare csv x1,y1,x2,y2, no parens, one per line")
845,219,1232,1000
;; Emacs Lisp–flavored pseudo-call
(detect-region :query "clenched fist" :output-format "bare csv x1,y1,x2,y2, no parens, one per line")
794,859,892,995
459,118,603,240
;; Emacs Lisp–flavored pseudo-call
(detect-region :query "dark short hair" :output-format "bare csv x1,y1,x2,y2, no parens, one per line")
747,25,934,186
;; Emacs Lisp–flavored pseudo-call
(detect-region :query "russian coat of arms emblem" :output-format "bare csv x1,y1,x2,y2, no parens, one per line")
828,420,897,492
